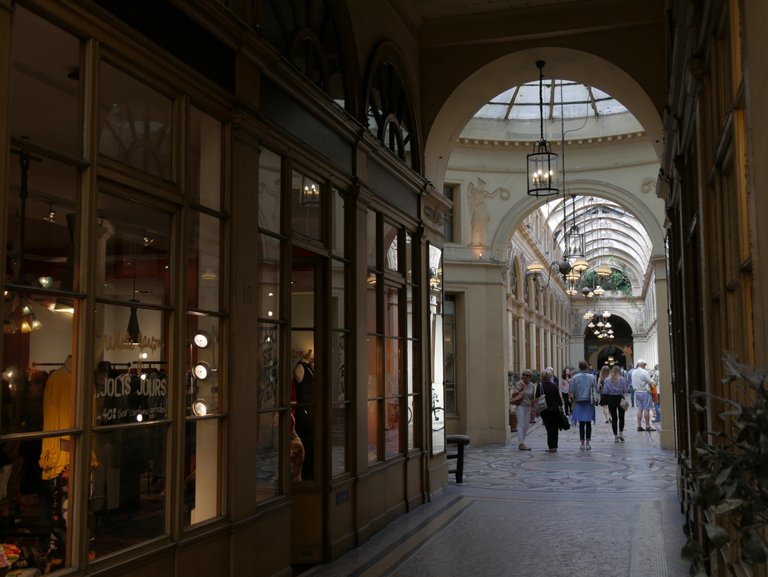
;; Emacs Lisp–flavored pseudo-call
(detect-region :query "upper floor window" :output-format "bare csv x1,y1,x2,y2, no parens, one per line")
365,44,420,172
255,0,348,108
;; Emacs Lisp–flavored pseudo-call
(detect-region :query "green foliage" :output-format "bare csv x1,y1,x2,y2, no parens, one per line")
681,355,768,575
579,268,632,296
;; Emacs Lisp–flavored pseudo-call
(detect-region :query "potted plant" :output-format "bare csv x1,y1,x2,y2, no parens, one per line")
680,355,768,576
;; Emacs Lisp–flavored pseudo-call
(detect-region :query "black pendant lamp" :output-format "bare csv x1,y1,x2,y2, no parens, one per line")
126,261,141,346
527,60,559,197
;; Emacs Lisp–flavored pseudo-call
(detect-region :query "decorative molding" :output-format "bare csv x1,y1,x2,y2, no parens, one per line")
424,204,445,227
457,132,647,148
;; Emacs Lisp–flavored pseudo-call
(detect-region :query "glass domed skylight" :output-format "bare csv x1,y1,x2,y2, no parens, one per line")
475,79,628,121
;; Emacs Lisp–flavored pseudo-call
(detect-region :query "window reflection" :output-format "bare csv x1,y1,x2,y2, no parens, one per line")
90,428,167,557
99,62,173,180
429,245,445,454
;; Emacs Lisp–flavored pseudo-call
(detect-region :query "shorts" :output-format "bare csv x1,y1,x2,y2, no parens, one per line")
635,391,653,410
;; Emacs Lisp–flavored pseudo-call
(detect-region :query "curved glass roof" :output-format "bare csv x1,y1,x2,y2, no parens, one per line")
540,195,652,289
476,79,628,121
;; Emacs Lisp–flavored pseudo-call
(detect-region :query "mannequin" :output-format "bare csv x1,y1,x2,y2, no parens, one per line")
292,349,314,481
39,354,73,571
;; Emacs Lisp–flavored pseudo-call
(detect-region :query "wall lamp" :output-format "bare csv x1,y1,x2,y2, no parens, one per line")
526,257,576,292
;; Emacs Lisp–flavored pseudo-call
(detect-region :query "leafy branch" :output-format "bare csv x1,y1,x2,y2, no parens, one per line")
681,355,768,576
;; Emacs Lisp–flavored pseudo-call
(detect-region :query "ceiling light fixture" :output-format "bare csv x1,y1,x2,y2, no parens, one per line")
527,60,559,197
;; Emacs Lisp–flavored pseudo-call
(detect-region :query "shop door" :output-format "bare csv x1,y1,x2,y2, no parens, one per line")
290,256,326,565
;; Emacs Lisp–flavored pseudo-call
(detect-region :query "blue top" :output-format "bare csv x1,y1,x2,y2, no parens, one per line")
602,376,628,395
569,370,597,402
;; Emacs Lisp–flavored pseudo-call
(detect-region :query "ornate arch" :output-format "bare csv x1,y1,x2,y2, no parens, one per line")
424,47,663,189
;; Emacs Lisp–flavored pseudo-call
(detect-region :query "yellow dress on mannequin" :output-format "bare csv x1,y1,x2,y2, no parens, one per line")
39,357,73,480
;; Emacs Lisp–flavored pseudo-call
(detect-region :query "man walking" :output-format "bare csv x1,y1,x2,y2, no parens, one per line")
632,359,657,432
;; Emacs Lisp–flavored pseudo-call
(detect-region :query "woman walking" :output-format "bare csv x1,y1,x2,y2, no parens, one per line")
569,360,597,451
539,369,563,452
509,369,536,450
598,365,611,424
602,365,629,442
560,368,572,416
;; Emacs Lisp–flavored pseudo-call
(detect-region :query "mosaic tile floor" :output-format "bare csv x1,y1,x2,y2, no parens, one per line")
302,409,689,577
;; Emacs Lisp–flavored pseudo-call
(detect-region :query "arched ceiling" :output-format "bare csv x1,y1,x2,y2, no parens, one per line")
541,195,652,286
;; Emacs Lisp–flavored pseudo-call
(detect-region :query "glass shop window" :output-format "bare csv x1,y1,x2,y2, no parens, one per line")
291,171,322,241
188,107,222,211
330,187,348,476
256,148,284,502
0,289,78,573
10,6,81,157
366,212,410,462
98,62,174,181
89,191,172,553
2,8,83,566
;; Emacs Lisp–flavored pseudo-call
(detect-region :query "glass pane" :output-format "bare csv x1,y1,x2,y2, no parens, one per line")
385,335,401,459
258,235,280,320
188,107,221,210
0,300,76,573
187,211,221,311
367,336,380,399
97,193,172,306
405,231,413,282
93,304,169,423
258,324,280,409
406,285,413,339
184,419,221,525
331,259,345,329
366,209,377,269
429,245,445,455
186,316,220,416
291,171,322,240
367,400,380,463
385,286,399,337
385,338,400,398
258,148,282,234
7,153,78,290
91,427,167,556
366,276,377,334
255,411,280,502
407,394,415,451
11,7,80,156
332,188,345,255
96,193,171,305
331,331,346,402
291,345,314,482
385,398,401,459
99,62,173,180
331,405,346,476
383,222,398,272
444,295,457,415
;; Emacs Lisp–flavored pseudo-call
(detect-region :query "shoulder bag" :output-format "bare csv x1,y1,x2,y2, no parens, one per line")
619,396,630,411
534,385,548,413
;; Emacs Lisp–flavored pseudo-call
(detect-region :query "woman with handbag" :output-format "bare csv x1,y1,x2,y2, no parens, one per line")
510,369,536,450
538,369,563,453
568,360,597,450
602,364,630,443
